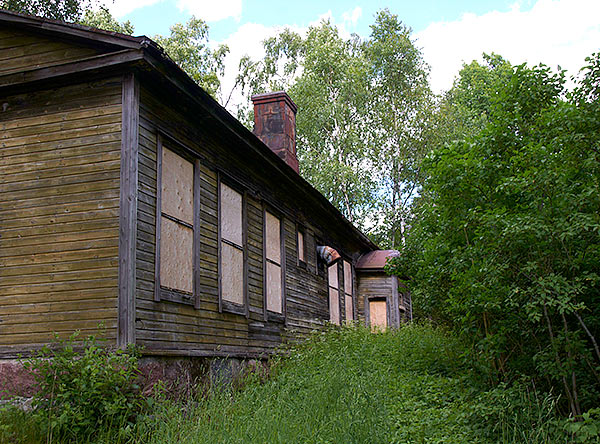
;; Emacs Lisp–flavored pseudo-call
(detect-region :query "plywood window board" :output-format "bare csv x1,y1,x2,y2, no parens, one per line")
297,229,305,263
219,181,245,307
159,146,194,295
328,263,340,325
265,210,283,314
345,294,354,322
221,241,244,305
220,183,243,246
343,260,353,320
162,147,194,225
328,263,338,289
329,287,340,325
369,299,387,331
265,211,281,263
266,261,283,313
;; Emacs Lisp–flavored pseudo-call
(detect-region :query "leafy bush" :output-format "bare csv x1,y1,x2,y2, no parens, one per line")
23,331,145,442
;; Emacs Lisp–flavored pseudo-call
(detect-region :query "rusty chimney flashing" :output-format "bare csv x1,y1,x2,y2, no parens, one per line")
251,91,299,173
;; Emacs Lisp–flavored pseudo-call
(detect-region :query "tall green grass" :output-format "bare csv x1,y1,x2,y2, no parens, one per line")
136,324,566,444
1,324,571,443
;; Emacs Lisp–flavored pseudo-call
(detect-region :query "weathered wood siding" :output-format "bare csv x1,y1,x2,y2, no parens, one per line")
135,82,354,357
0,27,101,76
0,77,123,356
135,86,249,356
356,272,393,325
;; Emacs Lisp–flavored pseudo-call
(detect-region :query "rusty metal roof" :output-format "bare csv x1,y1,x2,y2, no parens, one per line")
355,250,399,270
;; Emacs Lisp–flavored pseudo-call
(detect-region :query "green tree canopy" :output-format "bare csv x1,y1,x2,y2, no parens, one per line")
389,53,600,417
79,6,133,35
236,10,433,241
1,0,93,21
153,17,228,99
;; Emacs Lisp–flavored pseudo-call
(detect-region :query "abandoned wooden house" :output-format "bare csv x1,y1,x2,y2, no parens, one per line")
0,10,411,370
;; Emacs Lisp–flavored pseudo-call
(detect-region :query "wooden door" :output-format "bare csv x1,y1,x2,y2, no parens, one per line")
369,299,387,331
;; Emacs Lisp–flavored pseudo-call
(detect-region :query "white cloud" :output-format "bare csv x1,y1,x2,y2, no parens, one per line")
176,0,242,22
98,0,162,18
342,6,362,28
416,0,600,93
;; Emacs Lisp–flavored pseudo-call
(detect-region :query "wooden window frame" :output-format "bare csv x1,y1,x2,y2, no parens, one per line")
263,204,286,323
154,134,201,308
343,259,355,322
296,223,307,269
327,260,341,325
217,172,249,317
365,296,390,330
315,236,326,277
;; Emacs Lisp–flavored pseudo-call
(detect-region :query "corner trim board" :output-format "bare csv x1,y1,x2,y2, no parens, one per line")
117,72,139,347
153,134,163,303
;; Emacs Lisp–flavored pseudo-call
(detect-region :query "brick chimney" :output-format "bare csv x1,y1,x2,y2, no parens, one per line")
251,91,299,173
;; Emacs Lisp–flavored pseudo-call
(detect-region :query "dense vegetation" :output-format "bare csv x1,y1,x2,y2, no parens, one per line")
388,54,600,419
4,325,595,444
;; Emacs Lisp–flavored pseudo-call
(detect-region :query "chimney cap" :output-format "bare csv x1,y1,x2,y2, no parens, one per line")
251,91,297,113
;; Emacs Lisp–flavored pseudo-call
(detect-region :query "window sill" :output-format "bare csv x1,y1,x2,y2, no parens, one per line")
266,311,285,323
222,300,246,316
159,287,195,306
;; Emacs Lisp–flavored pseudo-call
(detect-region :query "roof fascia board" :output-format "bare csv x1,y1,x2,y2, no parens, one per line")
0,48,144,92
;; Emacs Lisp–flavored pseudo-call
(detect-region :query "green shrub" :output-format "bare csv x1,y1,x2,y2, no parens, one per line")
23,331,145,442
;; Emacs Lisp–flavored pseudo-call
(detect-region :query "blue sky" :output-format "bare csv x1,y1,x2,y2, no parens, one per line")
100,0,599,109
114,0,532,40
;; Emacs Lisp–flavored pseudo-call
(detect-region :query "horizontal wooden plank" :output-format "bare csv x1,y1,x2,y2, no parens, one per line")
0,196,120,221
0,219,118,244
0,180,120,210
0,246,118,270
0,318,117,340
0,121,121,151
0,131,122,164
0,45,99,75
0,298,117,319
1,166,120,195
0,146,120,176
0,287,117,306
1,256,118,278
0,266,118,288
1,206,119,230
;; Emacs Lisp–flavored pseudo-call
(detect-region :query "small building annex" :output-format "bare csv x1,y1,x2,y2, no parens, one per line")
0,10,411,366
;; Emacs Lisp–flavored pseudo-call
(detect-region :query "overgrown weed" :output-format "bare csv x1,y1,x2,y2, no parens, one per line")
1,323,590,443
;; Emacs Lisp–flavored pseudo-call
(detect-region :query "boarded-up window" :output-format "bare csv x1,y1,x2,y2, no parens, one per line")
369,299,387,331
343,260,353,321
328,263,340,325
297,229,305,263
159,147,194,294
265,211,283,314
220,183,244,305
